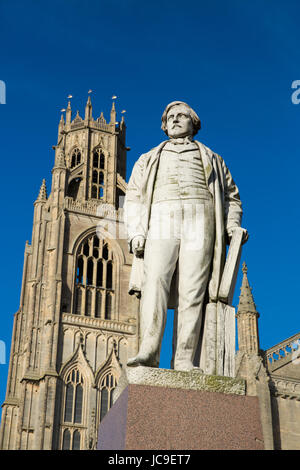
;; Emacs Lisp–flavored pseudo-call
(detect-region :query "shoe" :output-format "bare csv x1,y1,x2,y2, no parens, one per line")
127,353,158,368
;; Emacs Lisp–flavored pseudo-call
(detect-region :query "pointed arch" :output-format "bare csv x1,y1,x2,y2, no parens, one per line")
69,147,82,169
59,341,94,450
90,147,105,200
70,227,126,264
72,430,81,450
71,230,124,319
99,372,117,422
59,339,95,386
94,340,122,386
60,366,85,450
94,344,122,426
92,146,106,170
62,429,71,450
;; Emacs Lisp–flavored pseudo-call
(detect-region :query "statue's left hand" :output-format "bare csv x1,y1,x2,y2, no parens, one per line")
227,227,249,245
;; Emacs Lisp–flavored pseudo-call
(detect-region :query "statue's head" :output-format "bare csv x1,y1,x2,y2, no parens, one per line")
161,101,201,138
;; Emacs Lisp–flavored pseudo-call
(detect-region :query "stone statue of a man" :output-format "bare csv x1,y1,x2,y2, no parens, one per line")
124,101,248,371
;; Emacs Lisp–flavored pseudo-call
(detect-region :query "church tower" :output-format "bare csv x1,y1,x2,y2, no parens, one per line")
0,97,139,450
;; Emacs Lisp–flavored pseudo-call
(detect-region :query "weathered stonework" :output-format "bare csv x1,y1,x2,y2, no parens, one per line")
113,366,246,404
0,98,139,450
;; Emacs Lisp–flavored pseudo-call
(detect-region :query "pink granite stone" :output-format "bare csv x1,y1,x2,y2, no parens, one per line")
98,384,264,450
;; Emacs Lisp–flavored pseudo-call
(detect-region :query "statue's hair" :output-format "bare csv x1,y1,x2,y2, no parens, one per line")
161,101,201,136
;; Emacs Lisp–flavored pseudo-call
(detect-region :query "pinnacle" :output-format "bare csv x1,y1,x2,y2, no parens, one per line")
85,95,93,121
242,261,247,274
36,179,47,202
110,100,116,124
237,262,258,315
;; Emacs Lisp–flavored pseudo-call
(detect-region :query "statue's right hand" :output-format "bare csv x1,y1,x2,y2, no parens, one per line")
132,235,145,257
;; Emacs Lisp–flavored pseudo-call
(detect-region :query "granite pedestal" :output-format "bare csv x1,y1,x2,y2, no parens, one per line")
97,367,264,450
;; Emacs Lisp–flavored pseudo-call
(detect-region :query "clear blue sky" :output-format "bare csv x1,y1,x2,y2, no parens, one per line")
1,0,300,409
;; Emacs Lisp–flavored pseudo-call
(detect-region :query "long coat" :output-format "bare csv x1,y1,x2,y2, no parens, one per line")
123,140,243,307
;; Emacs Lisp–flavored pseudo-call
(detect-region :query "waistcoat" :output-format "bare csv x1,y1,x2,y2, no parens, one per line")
152,142,211,203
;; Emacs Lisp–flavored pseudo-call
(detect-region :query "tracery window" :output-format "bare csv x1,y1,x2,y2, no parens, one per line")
70,148,81,169
74,234,115,318
98,373,117,422
62,429,71,450
91,148,105,199
61,369,85,450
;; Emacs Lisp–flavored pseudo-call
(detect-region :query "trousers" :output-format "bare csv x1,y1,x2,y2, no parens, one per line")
138,197,215,370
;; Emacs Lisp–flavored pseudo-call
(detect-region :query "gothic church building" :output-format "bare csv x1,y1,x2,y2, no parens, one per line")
1,97,300,450
0,97,139,450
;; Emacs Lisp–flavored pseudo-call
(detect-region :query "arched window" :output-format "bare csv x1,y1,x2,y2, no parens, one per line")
73,235,115,319
62,429,71,450
74,384,83,423
63,369,84,425
72,430,81,450
99,373,117,422
70,148,81,168
64,383,74,422
100,388,109,422
91,148,105,200
93,149,105,170
61,369,85,450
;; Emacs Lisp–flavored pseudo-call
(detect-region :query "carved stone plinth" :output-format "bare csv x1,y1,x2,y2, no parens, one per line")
97,367,265,450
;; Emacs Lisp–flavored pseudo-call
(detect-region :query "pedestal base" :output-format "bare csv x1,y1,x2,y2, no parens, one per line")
97,367,264,450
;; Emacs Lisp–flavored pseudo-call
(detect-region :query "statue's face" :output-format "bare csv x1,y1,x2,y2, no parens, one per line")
166,104,194,138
